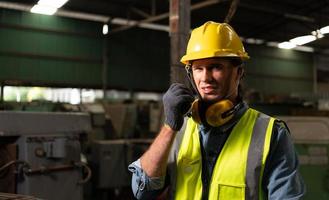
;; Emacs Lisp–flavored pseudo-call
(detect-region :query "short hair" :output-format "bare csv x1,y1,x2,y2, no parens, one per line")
229,57,243,67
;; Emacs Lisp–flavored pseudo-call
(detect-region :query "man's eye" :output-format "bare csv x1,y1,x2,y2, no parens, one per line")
193,67,202,71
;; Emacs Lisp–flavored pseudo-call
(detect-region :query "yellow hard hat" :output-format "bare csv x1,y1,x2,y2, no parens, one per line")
180,21,249,64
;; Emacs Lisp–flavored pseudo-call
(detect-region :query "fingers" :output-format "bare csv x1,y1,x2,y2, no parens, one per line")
179,99,194,115
169,83,194,97
169,85,194,115
163,83,195,131
175,95,194,104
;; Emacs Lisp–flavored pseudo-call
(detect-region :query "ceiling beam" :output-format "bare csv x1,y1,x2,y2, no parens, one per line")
239,3,315,23
130,7,150,18
241,0,329,39
110,0,229,34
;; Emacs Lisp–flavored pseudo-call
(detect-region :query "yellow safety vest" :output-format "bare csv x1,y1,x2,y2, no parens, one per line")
175,108,275,200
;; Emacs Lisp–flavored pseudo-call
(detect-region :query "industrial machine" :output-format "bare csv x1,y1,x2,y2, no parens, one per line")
91,139,152,188
0,111,92,200
90,139,152,199
279,116,329,200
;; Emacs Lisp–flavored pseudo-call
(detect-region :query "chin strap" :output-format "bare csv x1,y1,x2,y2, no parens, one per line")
184,64,201,118
185,64,202,100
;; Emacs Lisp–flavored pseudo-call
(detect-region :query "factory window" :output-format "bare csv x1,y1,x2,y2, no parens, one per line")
3,86,163,105
3,86,103,104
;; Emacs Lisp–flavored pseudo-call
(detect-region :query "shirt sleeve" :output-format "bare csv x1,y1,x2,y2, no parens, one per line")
263,120,306,200
128,159,166,200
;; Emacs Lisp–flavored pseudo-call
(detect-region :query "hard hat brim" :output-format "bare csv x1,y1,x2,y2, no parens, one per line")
180,50,250,64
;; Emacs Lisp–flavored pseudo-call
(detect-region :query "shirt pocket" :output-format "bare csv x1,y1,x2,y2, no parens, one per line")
212,182,245,200
179,157,201,174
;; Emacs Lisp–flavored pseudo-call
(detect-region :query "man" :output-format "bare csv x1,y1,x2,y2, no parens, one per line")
129,21,305,200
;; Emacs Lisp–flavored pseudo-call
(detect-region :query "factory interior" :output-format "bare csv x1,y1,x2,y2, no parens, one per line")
0,0,329,199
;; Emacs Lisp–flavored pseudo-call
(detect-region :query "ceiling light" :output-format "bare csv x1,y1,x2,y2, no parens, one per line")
30,4,57,15
245,38,264,44
289,35,316,45
38,0,69,8
102,24,108,35
278,42,296,49
320,26,329,34
293,46,314,52
242,37,265,45
311,30,324,39
246,38,256,44
266,41,278,47
254,39,264,45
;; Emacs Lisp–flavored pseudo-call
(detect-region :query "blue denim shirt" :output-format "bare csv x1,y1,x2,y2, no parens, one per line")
128,104,305,199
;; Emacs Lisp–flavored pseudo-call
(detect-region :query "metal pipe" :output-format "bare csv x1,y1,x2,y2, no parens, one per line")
24,162,92,184
130,7,150,18
57,10,109,23
24,164,74,175
111,18,169,32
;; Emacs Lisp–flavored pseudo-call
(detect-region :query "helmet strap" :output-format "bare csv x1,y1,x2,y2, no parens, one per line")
185,64,203,100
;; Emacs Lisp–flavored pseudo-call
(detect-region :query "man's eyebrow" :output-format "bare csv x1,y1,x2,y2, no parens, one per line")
192,63,223,68
207,63,223,67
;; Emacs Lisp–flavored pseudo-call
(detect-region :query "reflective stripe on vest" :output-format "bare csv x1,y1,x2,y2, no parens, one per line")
175,108,275,200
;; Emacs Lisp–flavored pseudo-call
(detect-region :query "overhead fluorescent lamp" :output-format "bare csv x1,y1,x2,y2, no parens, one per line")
294,46,314,52
38,0,69,8
102,24,108,35
289,35,316,45
245,38,264,45
30,4,57,15
311,30,324,39
278,42,296,49
266,41,279,47
254,39,264,45
320,26,329,34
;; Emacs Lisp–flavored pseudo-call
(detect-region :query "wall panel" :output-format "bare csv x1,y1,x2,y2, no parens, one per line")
244,45,314,95
0,9,103,88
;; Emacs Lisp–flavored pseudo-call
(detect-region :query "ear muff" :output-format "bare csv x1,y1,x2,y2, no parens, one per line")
190,99,235,127
206,100,234,126
190,99,202,124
